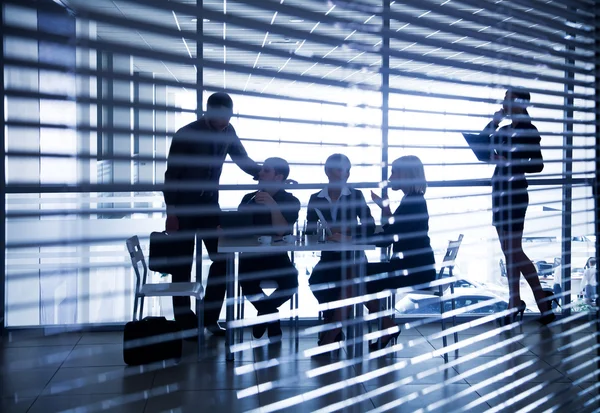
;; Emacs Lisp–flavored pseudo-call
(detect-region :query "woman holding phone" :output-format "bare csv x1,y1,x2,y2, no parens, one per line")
482,88,553,325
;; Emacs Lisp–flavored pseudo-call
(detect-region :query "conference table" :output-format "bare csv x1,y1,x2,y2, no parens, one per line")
218,235,376,361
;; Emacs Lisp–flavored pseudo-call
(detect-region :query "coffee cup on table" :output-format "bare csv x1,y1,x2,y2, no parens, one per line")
257,235,272,245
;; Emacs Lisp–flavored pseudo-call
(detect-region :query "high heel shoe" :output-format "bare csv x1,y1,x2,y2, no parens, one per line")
369,329,401,352
501,300,526,326
313,331,344,358
543,290,562,309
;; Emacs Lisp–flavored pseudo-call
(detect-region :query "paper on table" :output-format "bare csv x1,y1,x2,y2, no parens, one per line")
314,208,334,236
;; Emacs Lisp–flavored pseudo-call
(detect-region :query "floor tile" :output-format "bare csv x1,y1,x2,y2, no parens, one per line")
359,334,437,358
366,383,490,412
2,331,81,347
545,354,599,384
78,332,124,345
28,394,147,413
195,338,255,362
253,337,347,362
256,359,358,389
428,333,531,358
354,357,465,386
454,355,569,384
62,344,126,367
42,366,155,396
258,385,374,413
474,381,599,412
0,368,58,398
144,390,260,413
152,362,257,390
0,346,73,371
0,397,35,413
519,331,598,357
367,321,423,336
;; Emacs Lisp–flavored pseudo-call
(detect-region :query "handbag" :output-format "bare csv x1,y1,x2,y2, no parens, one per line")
123,316,182,365
148,231,183,274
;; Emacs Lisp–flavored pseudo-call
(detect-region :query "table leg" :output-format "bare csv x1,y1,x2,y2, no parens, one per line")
225,253,236,362
355,254,364,357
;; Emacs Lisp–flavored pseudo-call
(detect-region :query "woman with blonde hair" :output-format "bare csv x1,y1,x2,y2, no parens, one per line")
317,156,436,350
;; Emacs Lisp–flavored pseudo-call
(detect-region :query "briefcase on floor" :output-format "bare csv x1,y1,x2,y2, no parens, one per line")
123,316,182,365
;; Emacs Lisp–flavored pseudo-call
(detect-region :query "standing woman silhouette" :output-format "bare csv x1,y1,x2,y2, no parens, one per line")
481,88,554,325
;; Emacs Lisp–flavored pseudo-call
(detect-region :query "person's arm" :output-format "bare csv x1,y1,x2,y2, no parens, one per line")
368,198,429,249
163,129,188,210
510,128,544,174
254,192,294,236
227,126,261,179
478,110,505,164
306,194,319,234
356,190,376,237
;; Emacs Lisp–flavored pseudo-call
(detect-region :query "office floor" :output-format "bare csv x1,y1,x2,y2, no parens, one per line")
1,319,598,413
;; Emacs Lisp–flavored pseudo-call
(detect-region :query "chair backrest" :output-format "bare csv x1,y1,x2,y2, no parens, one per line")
126,235,148,292
438,234,464,278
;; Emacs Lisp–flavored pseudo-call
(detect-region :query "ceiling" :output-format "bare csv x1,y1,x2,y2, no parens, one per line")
61,0,594,104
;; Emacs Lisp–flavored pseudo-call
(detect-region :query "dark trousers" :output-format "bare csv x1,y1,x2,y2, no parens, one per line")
239,254,298,315
170,211,228,329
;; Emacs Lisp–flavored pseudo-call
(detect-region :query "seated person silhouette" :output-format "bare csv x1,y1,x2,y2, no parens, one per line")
307,154,375,344
238,157,301,339
317,156,436,351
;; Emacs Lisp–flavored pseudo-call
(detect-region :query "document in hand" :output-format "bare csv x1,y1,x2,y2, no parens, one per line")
462,133,495,162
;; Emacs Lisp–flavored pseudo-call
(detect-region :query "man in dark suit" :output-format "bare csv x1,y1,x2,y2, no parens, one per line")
238,157,300,339
163,92,260,337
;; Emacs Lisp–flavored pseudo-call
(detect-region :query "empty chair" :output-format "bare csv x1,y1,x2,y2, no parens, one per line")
126,235,205,358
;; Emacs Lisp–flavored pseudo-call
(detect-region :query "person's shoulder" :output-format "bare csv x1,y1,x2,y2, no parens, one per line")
349,187,366,198
241,191,258,203
174,119,205,137
401,193,428,208
308,191,321,201
281,190,301,205
226,123,238,136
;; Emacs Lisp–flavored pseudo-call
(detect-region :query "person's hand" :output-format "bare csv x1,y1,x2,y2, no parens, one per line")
492,108,505,126
371,191,388,209
328,233,351,243
166,215,179,232
255,191,277,207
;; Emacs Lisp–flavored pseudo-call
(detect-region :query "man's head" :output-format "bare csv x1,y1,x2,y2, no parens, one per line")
206,92,234,131
324,153,351,185
258,157,290,191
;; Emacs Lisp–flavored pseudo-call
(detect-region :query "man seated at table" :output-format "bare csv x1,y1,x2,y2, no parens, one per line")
237,157,301,339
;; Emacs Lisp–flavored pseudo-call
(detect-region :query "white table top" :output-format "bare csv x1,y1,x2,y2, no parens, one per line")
218,235,376,253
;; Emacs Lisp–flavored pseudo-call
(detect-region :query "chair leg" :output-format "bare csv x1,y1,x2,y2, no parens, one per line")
132,294,139,321
139,296,145,321
196,297,204,360
439,286,448,363
294,292,299,336
237,283,244,343
450,284,458,346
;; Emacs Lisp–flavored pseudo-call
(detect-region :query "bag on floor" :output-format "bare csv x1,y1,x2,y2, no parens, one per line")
123,316,182,365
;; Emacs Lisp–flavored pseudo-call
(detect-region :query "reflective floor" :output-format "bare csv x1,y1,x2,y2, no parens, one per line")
1,319,599,413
